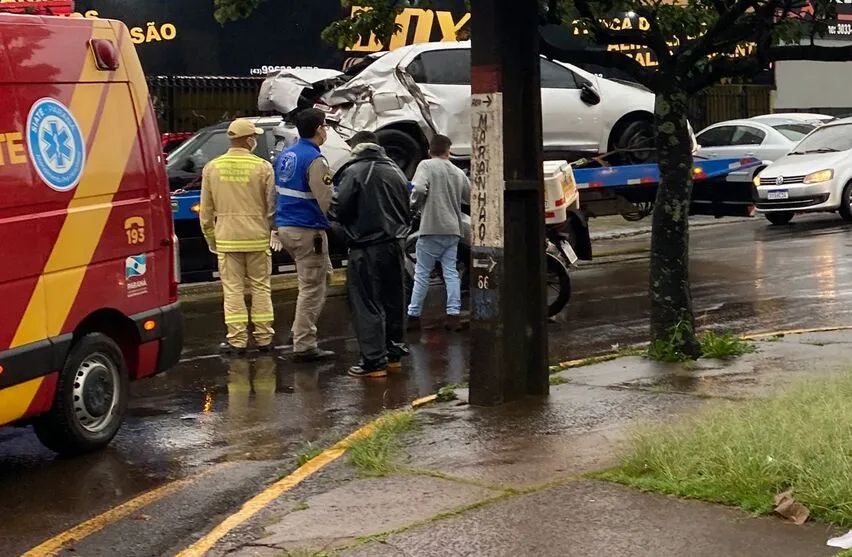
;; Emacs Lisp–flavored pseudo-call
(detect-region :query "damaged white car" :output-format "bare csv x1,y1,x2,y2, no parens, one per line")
259,41,667,176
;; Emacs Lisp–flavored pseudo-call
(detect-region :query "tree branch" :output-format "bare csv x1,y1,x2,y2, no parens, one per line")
688,40,852,94
677,0,761,70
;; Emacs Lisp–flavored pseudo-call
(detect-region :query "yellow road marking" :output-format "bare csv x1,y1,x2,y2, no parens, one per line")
411,394,438,408
742,325,852,340
20,465,230,557
175,419,385,557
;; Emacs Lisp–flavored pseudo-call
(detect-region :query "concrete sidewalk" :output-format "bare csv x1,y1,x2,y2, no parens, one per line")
208,330,852,557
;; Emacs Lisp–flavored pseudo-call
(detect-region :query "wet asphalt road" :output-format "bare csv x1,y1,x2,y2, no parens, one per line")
3,214,852,555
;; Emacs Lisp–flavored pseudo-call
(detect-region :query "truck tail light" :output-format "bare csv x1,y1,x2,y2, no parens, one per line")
90,39,120,71
168,233,180,304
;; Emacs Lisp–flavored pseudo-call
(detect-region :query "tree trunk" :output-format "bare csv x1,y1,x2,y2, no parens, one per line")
649,87,701,358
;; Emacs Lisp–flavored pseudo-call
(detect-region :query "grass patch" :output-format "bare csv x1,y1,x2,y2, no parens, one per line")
549,375,570,386
436,386,458,402
347,411,418,477
296,442,324,467
647,321,694,363
648,323,755,363
699,331,755,360
436,383,467,402
595,374,852,527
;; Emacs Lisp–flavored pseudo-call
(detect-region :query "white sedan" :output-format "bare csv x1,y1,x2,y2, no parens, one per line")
696,118,816,163
753,117,852,225
751,113,836,126
260,41,685,176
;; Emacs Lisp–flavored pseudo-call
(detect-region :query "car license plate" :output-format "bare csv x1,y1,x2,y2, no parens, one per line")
767,190,789,200
560,240,578,265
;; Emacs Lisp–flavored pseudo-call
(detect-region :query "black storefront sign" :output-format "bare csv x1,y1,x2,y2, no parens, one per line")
67,1,778,81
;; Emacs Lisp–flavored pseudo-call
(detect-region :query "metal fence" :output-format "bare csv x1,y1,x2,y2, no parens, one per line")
687,85,773,131
147,76,266,133
147,76,774,135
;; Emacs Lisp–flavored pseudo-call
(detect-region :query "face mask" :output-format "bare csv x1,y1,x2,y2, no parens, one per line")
247,138,258,152
317,125,327,147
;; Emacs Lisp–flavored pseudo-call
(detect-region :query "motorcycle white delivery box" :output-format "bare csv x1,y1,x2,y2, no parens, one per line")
543,160,578,226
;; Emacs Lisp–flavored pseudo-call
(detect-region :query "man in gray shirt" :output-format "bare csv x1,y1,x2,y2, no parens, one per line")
407,135,471,331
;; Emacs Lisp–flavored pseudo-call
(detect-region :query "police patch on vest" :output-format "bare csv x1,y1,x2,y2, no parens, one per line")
278,152,297,182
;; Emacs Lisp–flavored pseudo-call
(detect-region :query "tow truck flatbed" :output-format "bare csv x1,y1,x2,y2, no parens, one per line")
573,156,763,219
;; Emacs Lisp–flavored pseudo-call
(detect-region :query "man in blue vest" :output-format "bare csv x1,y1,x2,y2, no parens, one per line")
272,108,335,362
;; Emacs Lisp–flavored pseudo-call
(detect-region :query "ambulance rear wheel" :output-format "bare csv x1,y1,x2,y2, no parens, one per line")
34,333,129,455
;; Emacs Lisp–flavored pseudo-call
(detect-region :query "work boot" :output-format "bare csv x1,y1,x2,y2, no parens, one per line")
219,342,247,356
406,316,422,332
444,315,465,332
256,343,275,353
294,347,336,363
348,363,388,378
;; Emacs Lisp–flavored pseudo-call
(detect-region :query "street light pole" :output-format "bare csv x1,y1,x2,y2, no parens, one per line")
469,0,548,406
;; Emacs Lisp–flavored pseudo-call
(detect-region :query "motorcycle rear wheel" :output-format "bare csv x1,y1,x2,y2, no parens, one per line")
546,253,571,317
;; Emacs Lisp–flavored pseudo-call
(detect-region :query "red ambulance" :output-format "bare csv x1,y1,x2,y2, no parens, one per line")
0,1,183,454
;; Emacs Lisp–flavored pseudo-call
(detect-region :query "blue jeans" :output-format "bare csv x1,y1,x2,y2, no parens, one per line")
408,235,461,317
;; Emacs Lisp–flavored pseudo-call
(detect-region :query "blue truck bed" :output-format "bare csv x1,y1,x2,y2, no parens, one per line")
572,157,762,189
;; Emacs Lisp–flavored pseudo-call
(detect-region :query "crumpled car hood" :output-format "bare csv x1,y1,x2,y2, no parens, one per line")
258,58,434,142
258,68,344,114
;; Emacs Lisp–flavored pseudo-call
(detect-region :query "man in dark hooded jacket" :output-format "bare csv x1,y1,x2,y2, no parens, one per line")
329,132,412,378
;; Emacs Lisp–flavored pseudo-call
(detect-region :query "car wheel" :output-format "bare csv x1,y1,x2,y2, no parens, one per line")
33,333,129,455
613,119,656,165
840,181,852,222
765,212,794,226
376,129,423,178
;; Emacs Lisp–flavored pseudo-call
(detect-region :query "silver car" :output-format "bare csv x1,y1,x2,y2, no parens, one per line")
696,118,816,163
754,117,852,225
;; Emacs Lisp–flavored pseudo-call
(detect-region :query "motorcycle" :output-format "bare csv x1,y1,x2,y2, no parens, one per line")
403,211,577,318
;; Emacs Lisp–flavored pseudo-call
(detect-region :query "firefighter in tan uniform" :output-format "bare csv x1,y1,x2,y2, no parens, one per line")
200,119,277,354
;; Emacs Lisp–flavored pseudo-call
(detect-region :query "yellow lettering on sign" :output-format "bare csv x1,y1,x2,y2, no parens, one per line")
348,7,471,52
436,11,470,42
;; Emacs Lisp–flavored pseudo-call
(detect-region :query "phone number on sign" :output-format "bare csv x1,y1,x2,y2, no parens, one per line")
828,22,852,36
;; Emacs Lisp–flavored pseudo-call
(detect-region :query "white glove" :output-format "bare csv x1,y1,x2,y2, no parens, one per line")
270,230,284,252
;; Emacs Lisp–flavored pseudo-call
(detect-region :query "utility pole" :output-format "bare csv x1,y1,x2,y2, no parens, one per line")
469,0,548,405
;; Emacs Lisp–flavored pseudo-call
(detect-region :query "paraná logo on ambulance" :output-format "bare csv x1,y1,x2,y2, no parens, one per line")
26,97,86,192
